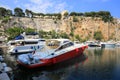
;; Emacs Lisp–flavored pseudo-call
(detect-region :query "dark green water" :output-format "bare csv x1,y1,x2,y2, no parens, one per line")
3,47,120,80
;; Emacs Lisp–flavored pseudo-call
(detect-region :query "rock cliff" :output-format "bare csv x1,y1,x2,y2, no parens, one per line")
0,16,120,41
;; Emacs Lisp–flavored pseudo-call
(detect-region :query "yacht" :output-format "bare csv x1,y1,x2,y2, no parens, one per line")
7,39,45,55
17,40,88,68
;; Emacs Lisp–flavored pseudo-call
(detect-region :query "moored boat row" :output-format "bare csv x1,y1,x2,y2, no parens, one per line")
85,40,120,48
4,37,120,69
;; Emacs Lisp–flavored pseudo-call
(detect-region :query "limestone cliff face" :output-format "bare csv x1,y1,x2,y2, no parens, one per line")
60,17,120,41
0,16,120,41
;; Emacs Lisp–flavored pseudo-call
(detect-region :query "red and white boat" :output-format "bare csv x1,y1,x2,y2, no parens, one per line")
17,40,88,68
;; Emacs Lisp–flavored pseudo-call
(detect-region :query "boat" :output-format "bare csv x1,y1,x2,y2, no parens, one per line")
7,39,45,55
85,41,101,47
115,41,120,47
17,40,88,68
101,41,116,48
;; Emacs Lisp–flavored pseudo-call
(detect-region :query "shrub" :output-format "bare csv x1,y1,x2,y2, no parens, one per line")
73,16,79,22
5,27,24,40
94,31,103,40
75,34,81,41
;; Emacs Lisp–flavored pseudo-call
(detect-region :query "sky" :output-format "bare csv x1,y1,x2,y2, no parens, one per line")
0,0,120,18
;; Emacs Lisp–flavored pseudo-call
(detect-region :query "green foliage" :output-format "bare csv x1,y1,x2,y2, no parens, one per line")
25,28,35,34
56,13,61,20
94,31,103,40
49,30,57,38
45,13,61,19
73,16,79,22
6,9,12,16
14,7,25,17
39,30,47,38
83,11,113,22
75,34,81,41
38,30,69,39
69,11,113,22
70,12,83,16
70,31,74,37
25,9,33,18
60,32,69,39
5,27,24,40
2,16,10,23
0,7,7,17
0,7,114,23
5,27,37,40
70,26,75,39
70,12,77,16
0,7,12,17
64,12,69,17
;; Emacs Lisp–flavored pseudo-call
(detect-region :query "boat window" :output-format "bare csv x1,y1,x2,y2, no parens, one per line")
55,42,74,51
63,41,69,43
39,40,45,42
24,41,38,44
64,42,74,48
10,42,16,45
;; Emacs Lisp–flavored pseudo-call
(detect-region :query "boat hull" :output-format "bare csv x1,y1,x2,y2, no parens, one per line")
17,45,88,68
101,44,115,48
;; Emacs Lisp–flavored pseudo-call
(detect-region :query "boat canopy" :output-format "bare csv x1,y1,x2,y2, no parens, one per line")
15,35,24,40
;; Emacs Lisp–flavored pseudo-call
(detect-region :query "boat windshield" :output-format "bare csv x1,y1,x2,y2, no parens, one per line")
55,42,74,52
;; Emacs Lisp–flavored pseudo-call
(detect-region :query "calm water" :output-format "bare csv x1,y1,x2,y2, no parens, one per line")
3,47,120,80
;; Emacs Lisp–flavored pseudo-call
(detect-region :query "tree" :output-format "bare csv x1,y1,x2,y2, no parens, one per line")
0,7,7,17
84,12,92,17
94,31,103,40
0,7,12,17
25,9,29,17
97,11,113,22
77,13,84,16
70,12,77,16
14,7,25,17
6,9,12,16
25,9,34,18
70,12,83,16
64,12,69,17
55,13,61,19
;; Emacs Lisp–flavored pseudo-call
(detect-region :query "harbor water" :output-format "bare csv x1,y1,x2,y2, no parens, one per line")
1,47,120,80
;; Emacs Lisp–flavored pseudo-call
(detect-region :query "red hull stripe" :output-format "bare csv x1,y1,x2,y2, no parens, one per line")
17,45,88,68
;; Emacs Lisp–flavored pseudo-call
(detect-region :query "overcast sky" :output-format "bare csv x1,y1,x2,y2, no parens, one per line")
0,0,120,18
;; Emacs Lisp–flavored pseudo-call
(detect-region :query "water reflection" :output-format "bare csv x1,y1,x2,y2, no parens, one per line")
2,47,120,80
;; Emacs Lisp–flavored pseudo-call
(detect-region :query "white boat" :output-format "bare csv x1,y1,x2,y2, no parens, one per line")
85,41,101,47
17,40,88,68
7,39,45,55
101,41,116,48
116,41,120,47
